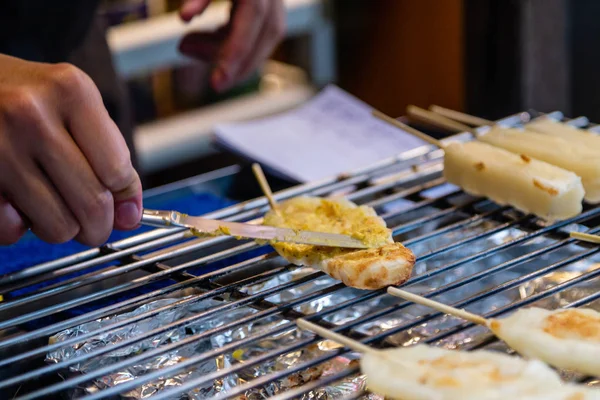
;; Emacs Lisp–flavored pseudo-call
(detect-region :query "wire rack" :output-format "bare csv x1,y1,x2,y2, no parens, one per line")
1,112,600,400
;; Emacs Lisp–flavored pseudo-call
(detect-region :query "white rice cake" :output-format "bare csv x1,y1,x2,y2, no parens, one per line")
263,197,415,290
478,127,600,203
361,344,567,400
444,140,584,221
526,119,600,148
489,307,600,376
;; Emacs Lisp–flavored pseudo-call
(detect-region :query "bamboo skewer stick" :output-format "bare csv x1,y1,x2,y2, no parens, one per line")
571,231,600,244
296,318,379,355
387,287,489,326
297,318,420,374
406,105,477,135
252,163,279,213
372,109,445,149
429,105,494,127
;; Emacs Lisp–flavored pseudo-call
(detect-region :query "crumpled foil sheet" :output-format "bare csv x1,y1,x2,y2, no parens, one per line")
46,214,600,399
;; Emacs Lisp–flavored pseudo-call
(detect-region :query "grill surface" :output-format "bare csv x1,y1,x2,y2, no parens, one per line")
1,112,600,399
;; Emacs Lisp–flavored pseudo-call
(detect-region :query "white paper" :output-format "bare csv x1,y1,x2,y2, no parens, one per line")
214,85,428,182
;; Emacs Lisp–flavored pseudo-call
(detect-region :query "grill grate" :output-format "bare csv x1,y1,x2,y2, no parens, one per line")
1,112,600,399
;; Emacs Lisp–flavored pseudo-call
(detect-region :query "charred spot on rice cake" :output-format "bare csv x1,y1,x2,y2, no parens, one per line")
543,309,600,340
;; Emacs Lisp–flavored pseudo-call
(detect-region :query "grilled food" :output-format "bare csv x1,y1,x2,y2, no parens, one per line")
526,119,600,148
489,307,600,376
478,126,600,203
262,197,415,290
444,141,585,221
360,344,585,400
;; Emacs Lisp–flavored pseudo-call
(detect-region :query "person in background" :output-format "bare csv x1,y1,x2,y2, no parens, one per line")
0,0,285,247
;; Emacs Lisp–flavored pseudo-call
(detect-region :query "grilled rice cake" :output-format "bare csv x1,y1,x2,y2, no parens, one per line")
360,345,596,400
489,307,600,376
262,197,415,290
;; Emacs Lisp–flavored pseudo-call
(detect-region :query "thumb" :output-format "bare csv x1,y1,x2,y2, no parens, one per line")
111,169,143,231
180,0,212,22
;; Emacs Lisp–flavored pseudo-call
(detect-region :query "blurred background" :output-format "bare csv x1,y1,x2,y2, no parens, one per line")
101,0,591,189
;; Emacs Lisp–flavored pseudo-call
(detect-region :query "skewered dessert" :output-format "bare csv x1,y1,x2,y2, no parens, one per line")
297,318,599,400
489,307,600,376
478,126,600,203
262,196,415,290
387,288,600,377
526,118,600,148
361,345,579,400
372,109,585,221
444,140,585,221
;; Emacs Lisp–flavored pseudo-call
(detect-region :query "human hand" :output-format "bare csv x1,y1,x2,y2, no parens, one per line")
0,55,142,246
178,0,286,92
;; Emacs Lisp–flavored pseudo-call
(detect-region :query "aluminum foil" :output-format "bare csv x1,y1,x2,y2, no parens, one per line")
46,289,349,399
46,215,600,399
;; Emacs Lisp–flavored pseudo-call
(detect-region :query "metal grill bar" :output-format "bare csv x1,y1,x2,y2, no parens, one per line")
0,277,344,390
0,150,422,288
275,281,600,400
0,191,492,345
0,164,442,304
137,249,600,400
16,220,600,399
368,177,450,211
245,282,600,400
0,242,257,329
0,257,285,369
273,283,600,400
0,228,185,287
99,223,600,398
2,284,387,391
0,253,278,349
3,111,600,400
385,196,483,233
420,253,600,346
402,207,518,248
268,371,363,400
8,217,600,392
0,112,522,289
0,174,459,331
0,231,190,295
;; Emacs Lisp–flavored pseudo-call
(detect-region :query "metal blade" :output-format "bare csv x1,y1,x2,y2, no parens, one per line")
177,215,368,248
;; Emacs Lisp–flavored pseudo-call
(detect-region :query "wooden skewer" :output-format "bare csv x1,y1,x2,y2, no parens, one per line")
429,105,494,127
251,163,279,213
570,231,600,244
296,318,379,355
372,109,445,149
406,105,477,135
387,287,488,326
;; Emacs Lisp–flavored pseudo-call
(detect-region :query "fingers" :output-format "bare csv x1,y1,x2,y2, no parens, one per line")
1,155,79,245
36,126,114,246
235,0,286,82
0,195,26,245
178,0,285,92
178,28,228,63
112,175,143,231
50,63,143,231
180,0,212,22
211,0,268,91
